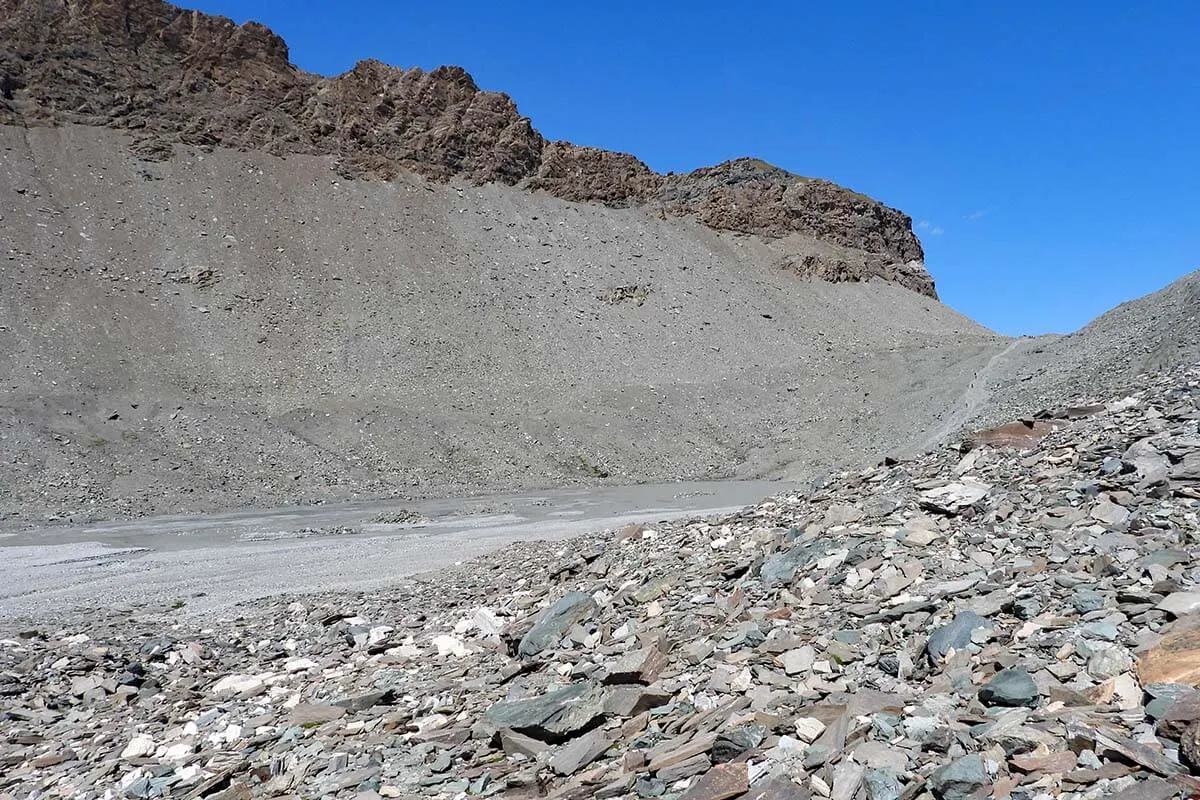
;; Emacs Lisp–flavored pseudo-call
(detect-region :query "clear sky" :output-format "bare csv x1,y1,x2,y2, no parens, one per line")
187,1,1198,336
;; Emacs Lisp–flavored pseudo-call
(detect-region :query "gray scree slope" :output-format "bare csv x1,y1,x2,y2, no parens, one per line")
1,0,1196,524
0,125,998,522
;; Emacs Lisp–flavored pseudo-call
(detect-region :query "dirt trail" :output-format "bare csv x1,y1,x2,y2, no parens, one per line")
912,337,1034,453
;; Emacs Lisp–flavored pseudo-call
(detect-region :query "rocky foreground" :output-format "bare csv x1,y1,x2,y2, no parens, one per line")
3,368,1200,800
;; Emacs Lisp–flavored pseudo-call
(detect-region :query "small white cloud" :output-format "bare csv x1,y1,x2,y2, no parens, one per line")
966,209,987,221
931,226,944,236
918,220,930,230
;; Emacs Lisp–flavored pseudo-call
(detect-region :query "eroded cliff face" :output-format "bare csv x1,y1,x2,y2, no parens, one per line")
0,0,934,296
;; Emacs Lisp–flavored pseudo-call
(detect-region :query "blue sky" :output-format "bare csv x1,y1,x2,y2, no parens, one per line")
189,1,1198,335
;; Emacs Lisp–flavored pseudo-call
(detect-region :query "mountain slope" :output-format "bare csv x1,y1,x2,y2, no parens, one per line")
983,269,1200,423
0,125,996,522
0,0,933,296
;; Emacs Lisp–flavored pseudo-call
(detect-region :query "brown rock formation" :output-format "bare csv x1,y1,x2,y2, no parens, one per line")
962,419,1064,452
527,143,663,208
0,0,936,296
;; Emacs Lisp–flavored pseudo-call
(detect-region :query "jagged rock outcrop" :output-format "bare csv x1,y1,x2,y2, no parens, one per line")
527,143,663,208
0,0,937,296
310,61,545,184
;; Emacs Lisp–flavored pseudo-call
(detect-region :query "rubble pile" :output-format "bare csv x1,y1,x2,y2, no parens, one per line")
2,368,1199,800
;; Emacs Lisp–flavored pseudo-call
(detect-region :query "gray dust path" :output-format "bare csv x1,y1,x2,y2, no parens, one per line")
0,480,788,621
913,337,1034,453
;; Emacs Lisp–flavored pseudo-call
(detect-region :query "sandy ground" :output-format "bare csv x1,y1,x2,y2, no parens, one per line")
0,479,789,621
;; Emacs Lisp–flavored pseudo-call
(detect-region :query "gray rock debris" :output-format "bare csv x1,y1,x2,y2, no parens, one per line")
925,611,993,660
978,668,1038,707
1,365,1199,799
517,590,598,657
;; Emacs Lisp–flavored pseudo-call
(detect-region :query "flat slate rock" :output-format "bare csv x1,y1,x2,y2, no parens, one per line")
926,611,993,660
517,591,599,657
978,669,1038,707
481,682,606,742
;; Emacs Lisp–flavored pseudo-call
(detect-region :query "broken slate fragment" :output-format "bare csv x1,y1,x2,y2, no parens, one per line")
481,682,606,742
744,776,813,800
712,726,766,763
603,647,668,685
978,669,1038,708
1125,439,1170,485
920,479,990,514
549,729,611,776
863,768,902,800
681,762,749,800
517,591,598,657
926,611,993,660
928,754,990,800
760,542,827,587
500,729,549,758
289,702,346,726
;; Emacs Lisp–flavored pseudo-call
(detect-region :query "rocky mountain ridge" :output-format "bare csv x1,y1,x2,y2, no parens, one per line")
0,0,934,296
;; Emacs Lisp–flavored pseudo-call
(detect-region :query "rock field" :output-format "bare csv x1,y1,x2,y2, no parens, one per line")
4,366,1199,799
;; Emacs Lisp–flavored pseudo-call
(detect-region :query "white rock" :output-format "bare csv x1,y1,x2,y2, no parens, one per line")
921,479,991,512
816,550,849,570
284,657,319,673
208,724,242,746
431,634,469,658
119,768,150,788
410,713,448,733
772,736,806,758
120,735,155,759
211,673,265,696
388,643,422,659
903,529,940,546
161,741,194,760
175,764,201,782
794,716,826,743
1111,673,1142,710
730,667,753,692
472,607,503,636
368,625,394,645
781,646,816,676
